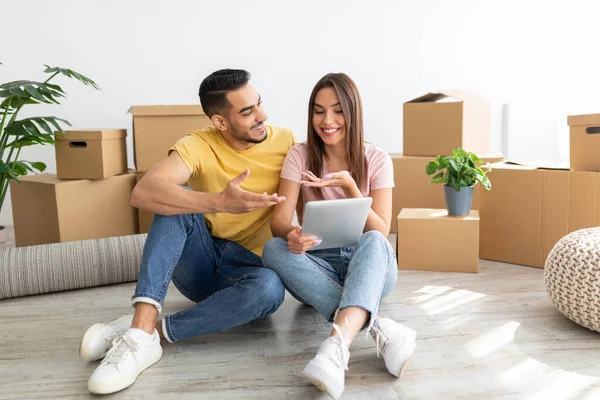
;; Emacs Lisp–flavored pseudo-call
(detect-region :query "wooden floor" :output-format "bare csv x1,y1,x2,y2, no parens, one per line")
1,230,599,400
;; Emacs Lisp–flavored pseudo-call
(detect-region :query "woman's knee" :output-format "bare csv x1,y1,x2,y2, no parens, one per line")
262,237,290,270
360,230,388,245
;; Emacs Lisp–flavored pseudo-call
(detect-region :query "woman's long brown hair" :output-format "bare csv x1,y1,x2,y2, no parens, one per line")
307,73,367,200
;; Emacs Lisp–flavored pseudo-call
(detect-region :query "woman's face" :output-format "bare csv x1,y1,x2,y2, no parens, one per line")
312,87,346,147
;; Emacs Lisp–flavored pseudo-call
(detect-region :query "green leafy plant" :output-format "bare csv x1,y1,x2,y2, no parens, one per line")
425,148,492,192
0,64,100,214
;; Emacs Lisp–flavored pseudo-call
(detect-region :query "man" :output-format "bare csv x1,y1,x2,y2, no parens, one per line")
79,69,296,394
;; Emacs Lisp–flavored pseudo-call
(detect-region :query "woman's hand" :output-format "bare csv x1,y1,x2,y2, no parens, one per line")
300,170,361,198
287,226,321,254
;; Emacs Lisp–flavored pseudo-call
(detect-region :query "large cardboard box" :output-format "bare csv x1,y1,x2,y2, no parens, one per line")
479,162,600,268
10,172,138,247
129,105,212,172
55,129,127,180
135,172,154,233
389,152,503,233
397,208,479,273
567,113,600,171
403,90,490,156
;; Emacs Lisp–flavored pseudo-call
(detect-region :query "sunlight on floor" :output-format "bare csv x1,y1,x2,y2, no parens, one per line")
467,321,520,358
418,288,486,315
412,285,453,303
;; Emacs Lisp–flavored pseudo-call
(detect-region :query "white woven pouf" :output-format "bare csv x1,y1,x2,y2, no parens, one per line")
544,228,600,333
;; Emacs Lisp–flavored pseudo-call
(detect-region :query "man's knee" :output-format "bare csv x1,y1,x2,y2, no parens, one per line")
252,268,285,313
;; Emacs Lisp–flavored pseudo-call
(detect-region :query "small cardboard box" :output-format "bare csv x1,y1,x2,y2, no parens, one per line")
55,129,127,180
135,172,154,233
389,153,503,233
567,113,600,171
397,208,479,273
479,161,600,268
10,172,138,247
403,90,490,156
129,105,212,172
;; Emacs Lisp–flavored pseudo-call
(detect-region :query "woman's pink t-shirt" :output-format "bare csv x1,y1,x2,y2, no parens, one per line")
280,142,395,208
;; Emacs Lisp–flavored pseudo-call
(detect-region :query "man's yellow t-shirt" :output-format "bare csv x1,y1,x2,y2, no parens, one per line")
170,124,295,257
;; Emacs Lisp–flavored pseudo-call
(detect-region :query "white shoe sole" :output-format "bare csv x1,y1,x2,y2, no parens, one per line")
303,361,344,400
79,315,133,362
389,328,417,378
87,346,163,395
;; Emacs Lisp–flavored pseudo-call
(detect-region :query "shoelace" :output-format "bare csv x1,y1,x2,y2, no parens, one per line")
329,318,350,371
369,320,405,358
103,330,126,343
101,334,140,365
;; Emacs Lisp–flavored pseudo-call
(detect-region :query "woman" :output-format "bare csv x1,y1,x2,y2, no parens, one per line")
262,73,417,399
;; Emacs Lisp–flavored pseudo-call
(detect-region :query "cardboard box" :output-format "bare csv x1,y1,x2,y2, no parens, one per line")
55,129,127,180
389,153,503,233
479,161,600,268
135,172,154,233
397,208,479,273
567,113,600,171
403,90,490,156
129,105,212,172
10,172,138,247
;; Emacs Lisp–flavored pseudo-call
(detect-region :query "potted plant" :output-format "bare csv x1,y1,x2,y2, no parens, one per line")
0,64,100,243
425,148,492,216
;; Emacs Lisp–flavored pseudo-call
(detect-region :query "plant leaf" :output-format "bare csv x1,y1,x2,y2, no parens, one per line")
44,65,101,90
425,161,439,175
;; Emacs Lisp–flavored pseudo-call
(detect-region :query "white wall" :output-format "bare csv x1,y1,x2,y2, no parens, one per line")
1,0,597,226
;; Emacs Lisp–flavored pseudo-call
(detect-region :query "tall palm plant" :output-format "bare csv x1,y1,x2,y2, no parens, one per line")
0,64,100,229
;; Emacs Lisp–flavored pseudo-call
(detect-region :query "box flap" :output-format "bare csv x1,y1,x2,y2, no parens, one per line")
499,160,569,170
567,113,600,127
405,90,486,104
128,105,206,117
55,129,126,141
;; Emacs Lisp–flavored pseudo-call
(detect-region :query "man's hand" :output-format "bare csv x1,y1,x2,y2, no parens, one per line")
220,169,286,214
287,226,321,254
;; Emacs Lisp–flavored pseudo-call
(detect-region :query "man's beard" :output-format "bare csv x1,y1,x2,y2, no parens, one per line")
229,120,268,144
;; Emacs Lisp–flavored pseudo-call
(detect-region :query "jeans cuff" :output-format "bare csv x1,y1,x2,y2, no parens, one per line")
131,296,163,313
162,318,175,343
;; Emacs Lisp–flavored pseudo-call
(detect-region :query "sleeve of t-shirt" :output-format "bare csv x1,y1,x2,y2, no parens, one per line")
169,136,203,179
370,150,395,190
280,145,305,184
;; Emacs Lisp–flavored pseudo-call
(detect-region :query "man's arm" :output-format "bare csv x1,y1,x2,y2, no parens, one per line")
131,151,285,215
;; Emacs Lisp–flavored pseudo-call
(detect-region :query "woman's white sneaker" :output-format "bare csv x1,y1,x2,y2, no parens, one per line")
369,318,417,378
302,323,350,400
87,328,162,394
79,314,134,361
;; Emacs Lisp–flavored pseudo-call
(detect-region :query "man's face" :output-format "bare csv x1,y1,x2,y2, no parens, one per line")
224,83,268,145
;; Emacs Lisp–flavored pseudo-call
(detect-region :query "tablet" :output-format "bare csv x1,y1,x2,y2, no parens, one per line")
301,197,373,250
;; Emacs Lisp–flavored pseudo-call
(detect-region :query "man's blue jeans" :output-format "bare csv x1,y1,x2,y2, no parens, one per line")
131,213,285,342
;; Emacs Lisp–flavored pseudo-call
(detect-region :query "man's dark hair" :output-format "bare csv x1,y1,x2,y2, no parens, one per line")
198,69,251,118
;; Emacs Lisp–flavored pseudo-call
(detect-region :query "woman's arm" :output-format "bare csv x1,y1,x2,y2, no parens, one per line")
300,171,392,236
270,178,320,254
270,178,301,239
363,188,392,236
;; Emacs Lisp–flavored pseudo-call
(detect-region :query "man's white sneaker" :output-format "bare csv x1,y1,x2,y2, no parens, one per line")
302,323,350,400
80,314,134,361
87,328,162,394
369,318,417,378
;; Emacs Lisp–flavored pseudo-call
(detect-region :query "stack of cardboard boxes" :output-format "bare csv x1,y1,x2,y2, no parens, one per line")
479,114,600,268
393,90,502,273
10,105,211,247
10,129,138,247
